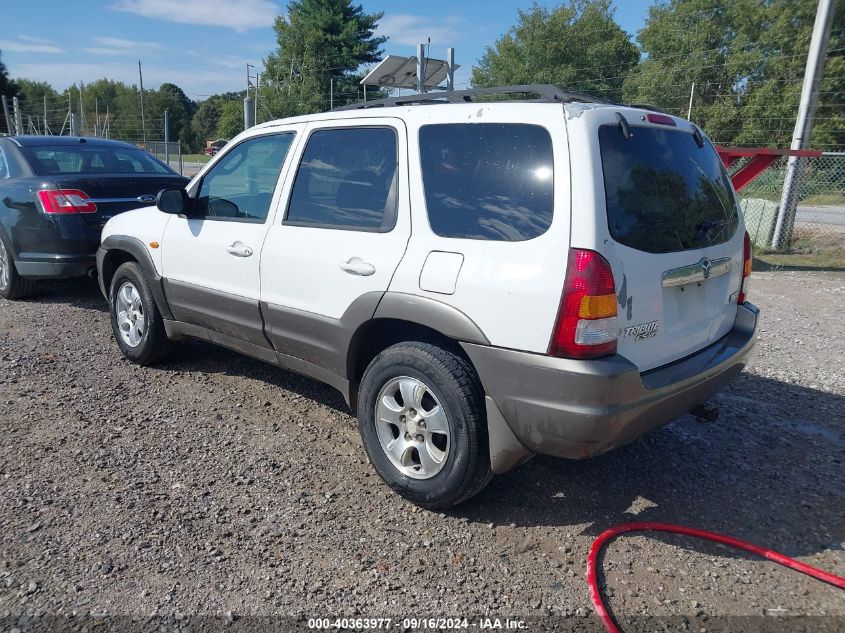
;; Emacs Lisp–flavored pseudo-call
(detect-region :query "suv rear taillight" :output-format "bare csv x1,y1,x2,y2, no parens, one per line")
549,249,617,359
738,231,752,304
36,189,97,214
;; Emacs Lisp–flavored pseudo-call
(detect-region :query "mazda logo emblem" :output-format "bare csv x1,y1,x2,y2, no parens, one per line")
701,257,712,279
137,194,156,203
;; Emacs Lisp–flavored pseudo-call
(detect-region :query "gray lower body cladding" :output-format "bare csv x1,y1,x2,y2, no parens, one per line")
462,303,759,461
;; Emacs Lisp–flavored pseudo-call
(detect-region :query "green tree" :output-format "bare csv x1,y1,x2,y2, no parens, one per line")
150,82,196,148
471,1,639,102
261,0,386,117
216,100,245,140
0,51,15,98
1,51,16,133
15,79,59,106
623,0,845,148
191,99,220,142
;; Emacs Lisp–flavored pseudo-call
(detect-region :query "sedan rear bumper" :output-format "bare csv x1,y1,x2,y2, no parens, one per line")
462,303,758,471
15,253,96,279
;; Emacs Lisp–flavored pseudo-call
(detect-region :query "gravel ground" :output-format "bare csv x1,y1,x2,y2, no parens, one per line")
0,271,843,632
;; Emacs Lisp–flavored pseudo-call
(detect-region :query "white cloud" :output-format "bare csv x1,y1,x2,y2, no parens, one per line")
0,35,62,54
211,55,252,70
83,36,164,56
376,15,463,48
112,0,278,32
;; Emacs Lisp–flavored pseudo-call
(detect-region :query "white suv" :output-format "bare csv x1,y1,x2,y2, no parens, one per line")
97,85,758,508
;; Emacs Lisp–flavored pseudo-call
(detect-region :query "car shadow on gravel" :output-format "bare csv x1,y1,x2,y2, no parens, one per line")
100,324,844,562
25,278,108,312
163,339,351,412
454,373,844,560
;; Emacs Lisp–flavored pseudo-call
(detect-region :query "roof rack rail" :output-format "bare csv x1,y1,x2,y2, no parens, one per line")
626,103,671,115
332,84,616,111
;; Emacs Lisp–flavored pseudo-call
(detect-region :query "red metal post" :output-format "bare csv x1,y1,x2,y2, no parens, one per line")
715,146,823,192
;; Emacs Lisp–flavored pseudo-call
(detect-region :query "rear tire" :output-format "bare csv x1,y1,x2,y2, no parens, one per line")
0,234,37,301
109,261,175,365
358,341,493,509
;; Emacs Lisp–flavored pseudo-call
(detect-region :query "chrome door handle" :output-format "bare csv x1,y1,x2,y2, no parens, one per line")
226,241,253,257
339,257,375,276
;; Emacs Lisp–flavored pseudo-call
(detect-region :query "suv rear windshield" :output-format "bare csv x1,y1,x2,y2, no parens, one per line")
21,145,172,176
598,125,738,254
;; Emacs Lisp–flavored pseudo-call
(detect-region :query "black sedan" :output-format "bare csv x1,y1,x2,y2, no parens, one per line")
0,136,189,299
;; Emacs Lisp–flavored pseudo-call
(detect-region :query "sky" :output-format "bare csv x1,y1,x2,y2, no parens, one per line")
1,0,653,99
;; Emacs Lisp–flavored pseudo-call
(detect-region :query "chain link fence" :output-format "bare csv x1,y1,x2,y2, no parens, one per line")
735,152,845,253
130,141,184,176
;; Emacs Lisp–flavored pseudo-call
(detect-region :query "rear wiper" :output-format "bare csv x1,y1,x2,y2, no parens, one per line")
616,113,632,141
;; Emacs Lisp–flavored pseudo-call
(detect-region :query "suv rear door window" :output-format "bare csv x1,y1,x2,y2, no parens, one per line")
419,123,554,241
285,127,398,232
598,125,739,253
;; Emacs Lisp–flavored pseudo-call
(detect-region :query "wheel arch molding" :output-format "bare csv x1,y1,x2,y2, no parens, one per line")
98,235,173,320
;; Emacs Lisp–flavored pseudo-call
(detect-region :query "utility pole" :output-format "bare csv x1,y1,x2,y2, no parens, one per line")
70,113,79,136
43,95,50,135
138,60,147,145
330,77,334,110
244,63,255,131
164,109,170,166
416,43,426,94
13,97,23,136
447,48,455,91
255,73,260,124
1,96,13,135
687,82,695,120
772,0,838,249
78,84,85,135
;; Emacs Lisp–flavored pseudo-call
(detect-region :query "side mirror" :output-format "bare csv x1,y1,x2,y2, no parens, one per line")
156,188,191,215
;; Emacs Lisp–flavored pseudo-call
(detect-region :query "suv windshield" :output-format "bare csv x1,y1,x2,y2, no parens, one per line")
598,125,738,253
21,145,172,176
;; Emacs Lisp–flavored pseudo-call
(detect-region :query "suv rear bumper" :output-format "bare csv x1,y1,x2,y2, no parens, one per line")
462,303,758,467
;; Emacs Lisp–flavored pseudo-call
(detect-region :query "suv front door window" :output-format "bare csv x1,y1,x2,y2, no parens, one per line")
160,131,300,346
196,134,294,221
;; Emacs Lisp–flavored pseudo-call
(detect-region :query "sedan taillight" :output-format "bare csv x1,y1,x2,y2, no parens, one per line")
36,189,97,214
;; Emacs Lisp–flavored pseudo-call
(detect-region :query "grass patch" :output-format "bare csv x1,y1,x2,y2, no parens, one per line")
754,229,845,270
801,193,845,207
180,154,212,163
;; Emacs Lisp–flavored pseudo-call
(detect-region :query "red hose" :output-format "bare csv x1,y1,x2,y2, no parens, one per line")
587,521,845,633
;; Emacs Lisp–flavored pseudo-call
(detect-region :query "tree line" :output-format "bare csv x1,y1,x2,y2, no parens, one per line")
1,0,843,150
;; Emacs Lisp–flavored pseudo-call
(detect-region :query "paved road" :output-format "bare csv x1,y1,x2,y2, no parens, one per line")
797,205,845,227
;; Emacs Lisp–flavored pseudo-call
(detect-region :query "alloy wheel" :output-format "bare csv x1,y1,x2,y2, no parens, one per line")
0,239,9,292
375,376,450,479
115,281,146,347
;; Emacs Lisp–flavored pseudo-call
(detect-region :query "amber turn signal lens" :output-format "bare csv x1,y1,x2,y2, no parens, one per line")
578,293,617,319
149,242,160,249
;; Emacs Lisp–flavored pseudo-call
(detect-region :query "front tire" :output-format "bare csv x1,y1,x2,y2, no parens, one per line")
0,234,37,300
358,341,493,509
109,262,174,365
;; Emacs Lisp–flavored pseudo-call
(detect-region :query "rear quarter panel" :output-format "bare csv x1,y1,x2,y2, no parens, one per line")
387,104,571,353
